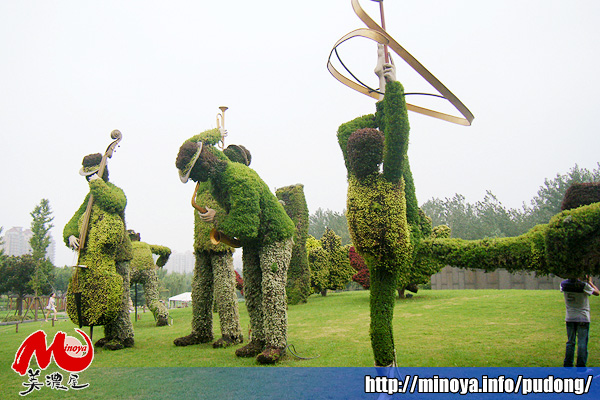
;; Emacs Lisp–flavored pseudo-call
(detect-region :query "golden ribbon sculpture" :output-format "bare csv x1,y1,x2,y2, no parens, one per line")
327,0,474,126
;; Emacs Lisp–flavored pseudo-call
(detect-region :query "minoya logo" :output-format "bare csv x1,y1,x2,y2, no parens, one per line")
12,329,94,396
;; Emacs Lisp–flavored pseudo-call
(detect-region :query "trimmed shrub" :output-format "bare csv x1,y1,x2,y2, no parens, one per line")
349,246,369,289
276,184,311,305
561,182,600,211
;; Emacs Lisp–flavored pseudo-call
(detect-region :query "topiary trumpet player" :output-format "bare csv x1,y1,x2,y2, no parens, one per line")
173,126,247,349
175,127,295,364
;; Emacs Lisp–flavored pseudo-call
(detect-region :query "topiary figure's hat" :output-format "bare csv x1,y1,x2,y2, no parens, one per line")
224,144,252,166
176,128,222,183
79,153,103,176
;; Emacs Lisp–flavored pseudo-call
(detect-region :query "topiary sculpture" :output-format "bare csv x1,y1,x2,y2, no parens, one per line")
175,130,295,364
173,129,245,349
63,152,134,350
418,182,600,279
276,184,311,305
336,46,412,367
128,230,171,327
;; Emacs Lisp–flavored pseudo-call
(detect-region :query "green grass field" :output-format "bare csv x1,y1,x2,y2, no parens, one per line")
1,289,598,399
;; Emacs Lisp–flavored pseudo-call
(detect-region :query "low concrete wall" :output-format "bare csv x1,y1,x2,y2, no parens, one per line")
430,266,563,290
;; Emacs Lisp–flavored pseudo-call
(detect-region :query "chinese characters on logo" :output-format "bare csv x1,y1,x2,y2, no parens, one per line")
12,329,94,397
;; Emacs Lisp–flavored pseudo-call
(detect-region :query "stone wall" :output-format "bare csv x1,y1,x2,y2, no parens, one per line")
430,266,564,290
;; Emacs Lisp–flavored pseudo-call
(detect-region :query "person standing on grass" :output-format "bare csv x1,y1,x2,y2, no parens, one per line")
561,276,599,367
45,293,57,322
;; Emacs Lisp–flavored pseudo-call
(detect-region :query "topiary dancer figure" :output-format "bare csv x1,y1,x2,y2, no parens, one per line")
337,45,412,367
174,129,246,349
128,230,171,326
64,153,134,350
175,129,295,364
419,182,600,280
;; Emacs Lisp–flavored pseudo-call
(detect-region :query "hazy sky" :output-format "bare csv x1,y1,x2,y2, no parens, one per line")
1,0,599,267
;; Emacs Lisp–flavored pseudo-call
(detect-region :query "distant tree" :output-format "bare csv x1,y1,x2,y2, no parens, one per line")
160,272,192,298
0,254,37,315
29,199,54,260
29,199,55,295
52,266,73,294
422,194,479,239
235,270,244,295
308,229,354,296
525,163,600,226
309,208,351,245
422,163,600,241
349,246,369,289
0,226,4,256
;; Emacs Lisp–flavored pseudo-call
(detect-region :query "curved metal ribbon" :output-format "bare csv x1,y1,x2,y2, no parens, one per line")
327,0,474,126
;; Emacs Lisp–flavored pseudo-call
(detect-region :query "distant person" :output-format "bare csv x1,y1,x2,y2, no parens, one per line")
560,276,599,367
45,293,57,322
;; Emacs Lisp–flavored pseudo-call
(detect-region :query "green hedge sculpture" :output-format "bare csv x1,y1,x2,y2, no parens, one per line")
63,153,134,350
176,130,294,364
129,231,171,327
276,184,311,305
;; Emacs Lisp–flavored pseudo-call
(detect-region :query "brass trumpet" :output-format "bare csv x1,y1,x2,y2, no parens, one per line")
191,182,241,248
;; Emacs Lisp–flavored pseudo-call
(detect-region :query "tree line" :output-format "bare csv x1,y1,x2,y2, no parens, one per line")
3,163,599,312
421,163,600,240
307,163,600,294
0,199,194,317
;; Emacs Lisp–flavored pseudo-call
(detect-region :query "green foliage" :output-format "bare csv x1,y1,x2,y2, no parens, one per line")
337,79,427,366
63,179,130,327
29,199,54,262
380,81,409,185
51,266,73,294
131,241,155,271
29,199,55,295
347,128,384,179
347,175,411,278
194,180,233,253
421,164,600,242
561,182,600,211
306,235,321,252
418,202,600,278
337,114,377,174
422,191,526,240
369,266,397,366
276,184,311,305
432,224,451,239
527,163,600,226
349,246,369,289
188,128,223,146
308,208,351,245
150,244,171,268
223,144,252,166
308,229,354,296
211,161,295,246
0,254,37,315
159,271,193,298
544,202,600,276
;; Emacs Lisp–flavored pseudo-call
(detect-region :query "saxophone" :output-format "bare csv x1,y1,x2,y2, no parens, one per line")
191,182,241,248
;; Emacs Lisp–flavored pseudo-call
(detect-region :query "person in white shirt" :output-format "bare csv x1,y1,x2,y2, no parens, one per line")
45,293,57,322
560,276,599,367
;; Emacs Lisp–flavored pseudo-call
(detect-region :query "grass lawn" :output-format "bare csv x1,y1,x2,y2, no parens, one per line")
1,289,597,399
